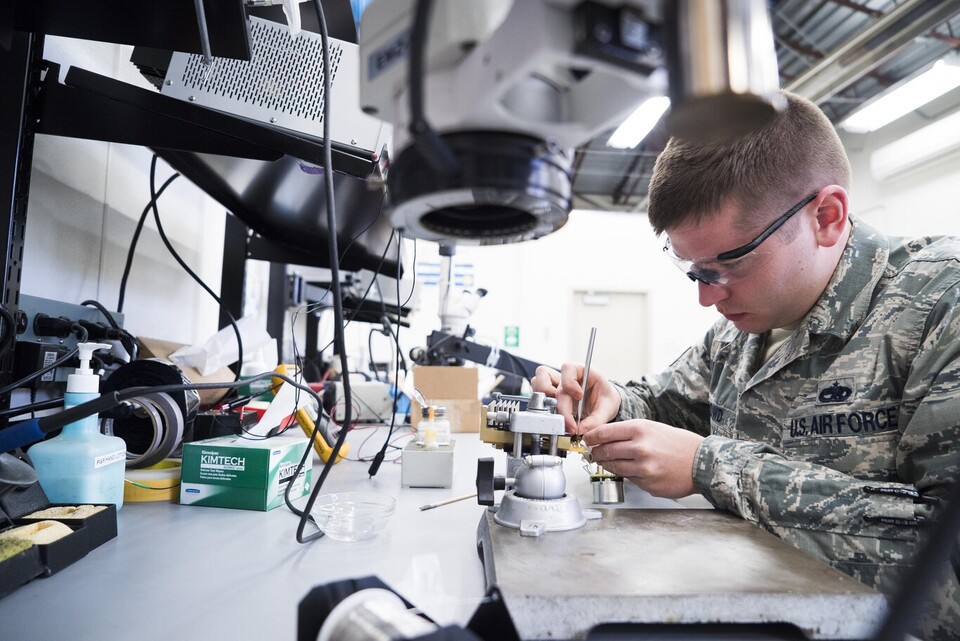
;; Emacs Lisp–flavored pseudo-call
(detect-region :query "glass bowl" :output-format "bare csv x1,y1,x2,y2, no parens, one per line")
312,492,396,542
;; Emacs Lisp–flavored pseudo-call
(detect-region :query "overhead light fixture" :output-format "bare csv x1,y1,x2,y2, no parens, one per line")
606,96,671,149
840,54,960,134
870,107,960,181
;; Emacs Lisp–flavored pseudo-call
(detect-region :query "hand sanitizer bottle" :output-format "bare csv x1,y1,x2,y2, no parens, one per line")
29,342,127,508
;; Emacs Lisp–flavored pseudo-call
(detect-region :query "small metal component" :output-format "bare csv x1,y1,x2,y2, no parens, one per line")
193,0,214,66
591,476,625,504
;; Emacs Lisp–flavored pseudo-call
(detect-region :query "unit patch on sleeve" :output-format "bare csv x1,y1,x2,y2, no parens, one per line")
817,378,856,404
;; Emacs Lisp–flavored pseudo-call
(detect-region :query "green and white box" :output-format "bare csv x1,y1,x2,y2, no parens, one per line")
180,435,313,511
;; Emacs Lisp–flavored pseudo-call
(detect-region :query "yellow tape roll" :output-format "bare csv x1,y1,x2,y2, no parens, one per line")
124,459,181,503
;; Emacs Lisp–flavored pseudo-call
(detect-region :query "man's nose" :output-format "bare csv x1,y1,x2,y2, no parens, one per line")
698,281,730,307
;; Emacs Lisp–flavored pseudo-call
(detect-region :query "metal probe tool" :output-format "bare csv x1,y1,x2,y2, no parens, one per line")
576,327,598,436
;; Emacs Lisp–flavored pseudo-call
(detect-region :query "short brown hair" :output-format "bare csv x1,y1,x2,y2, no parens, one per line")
646,91,851,235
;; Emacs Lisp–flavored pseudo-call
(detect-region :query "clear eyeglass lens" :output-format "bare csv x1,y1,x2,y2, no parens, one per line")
663,239,770,286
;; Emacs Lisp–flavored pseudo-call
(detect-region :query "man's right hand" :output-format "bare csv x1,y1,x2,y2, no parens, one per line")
531,363,621,435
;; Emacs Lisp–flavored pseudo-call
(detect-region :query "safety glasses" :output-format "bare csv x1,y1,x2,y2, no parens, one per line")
662,192,819,286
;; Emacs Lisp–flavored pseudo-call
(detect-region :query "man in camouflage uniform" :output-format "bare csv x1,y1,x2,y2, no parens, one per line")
533,91,959,639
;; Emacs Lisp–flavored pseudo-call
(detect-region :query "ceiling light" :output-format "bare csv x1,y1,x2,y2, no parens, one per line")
606,96,671,149
840,54,960,134
870,107,960,181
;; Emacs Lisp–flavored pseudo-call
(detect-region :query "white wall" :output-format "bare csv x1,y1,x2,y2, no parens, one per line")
23,37,227,345
840,87,960,237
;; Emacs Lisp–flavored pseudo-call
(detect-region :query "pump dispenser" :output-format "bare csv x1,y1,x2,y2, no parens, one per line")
29,342,127,508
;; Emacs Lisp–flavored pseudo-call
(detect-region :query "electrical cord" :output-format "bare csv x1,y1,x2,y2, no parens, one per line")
289,0,354,545
309,229,398,361
81,299,139,361
394,237,417,311
336,201,388,267
0,397,64,418
118,155,179,313
0,323,88,396
145,155,243,381
81,299,120,329
367,232,405,478
309,229,414,373
409,0,460,175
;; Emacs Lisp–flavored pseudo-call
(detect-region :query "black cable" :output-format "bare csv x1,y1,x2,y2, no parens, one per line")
367,327,384,382
0,324,89,396
311,230,397,359
118,155,179,313
146,156,243,382
368,232,405,478
409,0,460,175
0,397,63,418
291,226,398,382
336,200,387,266
81,299,139,361
80,299,120,329
291,0,353,545
0,304,16,356
400,238,418,309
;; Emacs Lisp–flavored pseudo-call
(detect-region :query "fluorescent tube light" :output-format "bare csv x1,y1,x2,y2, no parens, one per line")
606,96,671,149
870,107,960,180
841,55,960,134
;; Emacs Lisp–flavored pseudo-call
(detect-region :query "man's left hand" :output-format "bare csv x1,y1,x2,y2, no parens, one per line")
583,420,705,499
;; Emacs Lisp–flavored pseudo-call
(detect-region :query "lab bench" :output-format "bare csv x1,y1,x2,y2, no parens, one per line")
0,429,691,640
0,428,888,641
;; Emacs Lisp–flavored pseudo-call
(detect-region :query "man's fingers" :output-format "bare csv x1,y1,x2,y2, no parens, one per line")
559,362,585,400
532,366,561,396
582,421,637,447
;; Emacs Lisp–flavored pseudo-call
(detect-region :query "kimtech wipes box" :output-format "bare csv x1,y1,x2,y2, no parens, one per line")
180,436,313,511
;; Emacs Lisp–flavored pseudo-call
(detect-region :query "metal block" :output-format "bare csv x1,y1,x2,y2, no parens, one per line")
478,508,888,640
401,441,454,488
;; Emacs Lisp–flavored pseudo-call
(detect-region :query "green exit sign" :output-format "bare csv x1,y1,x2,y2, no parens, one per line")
504,325,520,347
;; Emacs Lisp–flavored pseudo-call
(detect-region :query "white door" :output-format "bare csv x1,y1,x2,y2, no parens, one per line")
569,290,650,383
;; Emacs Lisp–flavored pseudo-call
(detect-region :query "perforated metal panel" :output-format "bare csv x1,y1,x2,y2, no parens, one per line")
162,17,385,153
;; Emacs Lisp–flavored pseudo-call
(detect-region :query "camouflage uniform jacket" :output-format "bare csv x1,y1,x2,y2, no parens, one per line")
615,217,960,639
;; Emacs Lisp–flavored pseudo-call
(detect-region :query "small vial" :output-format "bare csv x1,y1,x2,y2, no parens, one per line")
418,406,438,450
433,406,451,446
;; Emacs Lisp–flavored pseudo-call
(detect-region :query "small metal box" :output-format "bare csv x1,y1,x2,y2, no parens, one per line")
401,441,455,488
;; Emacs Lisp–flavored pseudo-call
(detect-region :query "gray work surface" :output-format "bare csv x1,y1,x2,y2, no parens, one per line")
0,429,493,641
478,508,888,640
0,429,887,640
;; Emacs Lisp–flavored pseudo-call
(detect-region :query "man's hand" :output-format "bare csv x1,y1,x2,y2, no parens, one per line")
583,419,704,498
531,363,620,434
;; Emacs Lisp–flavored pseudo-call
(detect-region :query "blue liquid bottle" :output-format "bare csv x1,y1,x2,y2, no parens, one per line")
29,342,126,508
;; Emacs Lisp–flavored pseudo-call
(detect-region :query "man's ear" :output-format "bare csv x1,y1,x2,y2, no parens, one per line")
814,185,848,248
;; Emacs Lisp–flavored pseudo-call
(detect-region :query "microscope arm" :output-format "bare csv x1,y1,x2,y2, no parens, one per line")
424,331,552,382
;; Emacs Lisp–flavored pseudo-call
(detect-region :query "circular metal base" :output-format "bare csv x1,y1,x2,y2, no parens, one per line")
387,132,572,245
493,491,586,537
